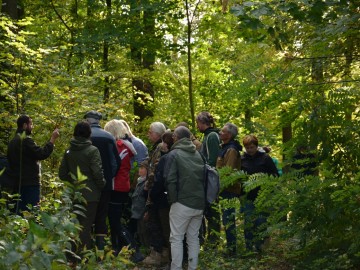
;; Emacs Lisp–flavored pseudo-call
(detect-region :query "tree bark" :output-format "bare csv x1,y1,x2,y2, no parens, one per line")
103,0,111,103
1,0,20,19
185,0,195,130
131,0,155,121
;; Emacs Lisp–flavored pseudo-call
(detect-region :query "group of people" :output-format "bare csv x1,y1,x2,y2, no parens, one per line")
5,110,282,269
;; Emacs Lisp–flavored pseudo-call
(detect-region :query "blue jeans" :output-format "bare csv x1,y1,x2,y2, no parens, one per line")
220,191,239,252
241,200,267,251
18,185,40,212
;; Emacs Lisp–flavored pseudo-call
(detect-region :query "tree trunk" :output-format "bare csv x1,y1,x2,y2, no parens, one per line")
244,108,253,133
343,39,354,121
0,0,21,154
281,122,292,173
130,0,155,121
185,0,195,130
103,0,111,103
1,0,21,19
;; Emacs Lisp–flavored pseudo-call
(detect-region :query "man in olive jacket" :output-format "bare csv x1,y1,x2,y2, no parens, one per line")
164,126,205,270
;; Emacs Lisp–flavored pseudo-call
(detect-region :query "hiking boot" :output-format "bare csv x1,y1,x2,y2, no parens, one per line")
142,248,161,266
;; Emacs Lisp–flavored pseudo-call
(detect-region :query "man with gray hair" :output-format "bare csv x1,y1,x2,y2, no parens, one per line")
84,110,121,250
142,121,167,266
146,121,166,190
216,122,242,256
164,126,205,270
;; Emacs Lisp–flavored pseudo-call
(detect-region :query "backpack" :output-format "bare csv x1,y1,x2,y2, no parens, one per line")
204,163,220,204
203,132,220,203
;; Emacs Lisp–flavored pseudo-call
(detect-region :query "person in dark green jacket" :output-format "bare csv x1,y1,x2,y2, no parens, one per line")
59,121,105,252
164,126,205,270
196,111,221,246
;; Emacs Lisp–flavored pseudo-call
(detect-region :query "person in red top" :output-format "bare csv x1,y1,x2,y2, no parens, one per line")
104,119,143,261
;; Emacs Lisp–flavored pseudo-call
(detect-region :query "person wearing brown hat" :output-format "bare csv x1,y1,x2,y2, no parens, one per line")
84,110,121,250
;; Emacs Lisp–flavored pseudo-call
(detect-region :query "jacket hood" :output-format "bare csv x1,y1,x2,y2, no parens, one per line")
70,137,92,151
204,127,220,135
117,139,137,155
219,139,242,158
243,149,265,159
171,138,196,153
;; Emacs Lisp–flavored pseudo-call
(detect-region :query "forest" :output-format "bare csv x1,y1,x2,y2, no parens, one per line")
0,0,359,269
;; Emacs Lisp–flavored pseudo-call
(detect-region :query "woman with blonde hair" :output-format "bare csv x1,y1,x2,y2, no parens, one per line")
119,119,148,169
104,120,143,262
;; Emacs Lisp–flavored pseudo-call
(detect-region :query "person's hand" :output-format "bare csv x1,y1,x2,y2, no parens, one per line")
50,128,60,144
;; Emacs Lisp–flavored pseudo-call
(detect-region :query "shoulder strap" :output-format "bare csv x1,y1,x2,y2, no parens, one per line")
206,132,219,158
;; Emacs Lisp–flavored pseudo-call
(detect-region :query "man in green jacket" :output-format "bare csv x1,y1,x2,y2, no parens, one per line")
164,126,205,270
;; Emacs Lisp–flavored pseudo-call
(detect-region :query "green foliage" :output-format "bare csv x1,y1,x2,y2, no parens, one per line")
255,170,360,269
218,166,247,192
0,169,133,269
0,180,77,269
0,0,359,269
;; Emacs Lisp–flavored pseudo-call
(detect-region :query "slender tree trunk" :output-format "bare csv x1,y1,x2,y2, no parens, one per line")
344,39,354,121
103,0,111,103
244,108,253,133
185,0,195,130
281,121,292,173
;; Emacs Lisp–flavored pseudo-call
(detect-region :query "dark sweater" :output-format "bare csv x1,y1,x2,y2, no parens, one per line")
90,124,121,191
150,153,169,209
7,132,54,187
241,151,278,201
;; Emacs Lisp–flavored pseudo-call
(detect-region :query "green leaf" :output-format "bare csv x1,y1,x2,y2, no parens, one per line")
29,221,47,238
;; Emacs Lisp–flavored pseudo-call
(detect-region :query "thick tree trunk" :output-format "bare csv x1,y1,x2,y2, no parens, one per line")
1,0,20,19
131,0,155,121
